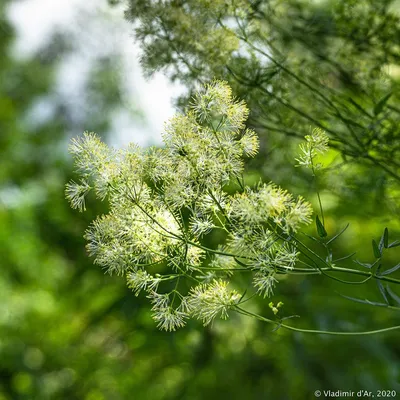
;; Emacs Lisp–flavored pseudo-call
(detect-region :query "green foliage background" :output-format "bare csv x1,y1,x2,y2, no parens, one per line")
1,0,400,399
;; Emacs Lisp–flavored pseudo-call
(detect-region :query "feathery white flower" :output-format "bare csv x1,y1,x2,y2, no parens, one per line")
239,128,259,157
148,292,187,331
253,271,278,298
65,180,91,212
282,196,313,233
189,214,214,237
187,280,240,326
127,269,160,296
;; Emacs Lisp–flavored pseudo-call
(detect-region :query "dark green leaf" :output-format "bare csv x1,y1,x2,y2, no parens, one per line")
383,227,389,248
348,98,373,118
380,263,400,276
316,215,327,238
333,252,356,263
372,239,381,258
326,248,333,263
271,323,282,333
379,228,388,252
353,259,372,269
376,263,382,275
374,92,392,116
280,315,300,321
339,293,387,307
377,279,389,304
234,257,250,268
302,232,321,243
388,240,400,248
264,69,279,82
238,289,247,303
386,287,400,306
326,223,349,245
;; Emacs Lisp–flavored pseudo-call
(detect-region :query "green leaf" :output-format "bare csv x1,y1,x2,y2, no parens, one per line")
333,252,356,263
339,294,388,308
280,315,300,321
388,240,400,248
376,263,382,275
316,215,327,238
238,289,247,303
377,280,389,304
234,257,250,268
348,98,373,119
372,239,381,258
374,92,392,116
271,323,282,333
326,248,333,263
302,232,321,243
386,287,400,306
380,263,400,276
379,228,388,252
383,227,389,248
353,259,372,269
326,223,349,245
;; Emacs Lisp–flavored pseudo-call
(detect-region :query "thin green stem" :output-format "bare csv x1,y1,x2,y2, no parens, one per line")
310,148,325,226
235,306,400,336
292,238,400,284
291,263,400,285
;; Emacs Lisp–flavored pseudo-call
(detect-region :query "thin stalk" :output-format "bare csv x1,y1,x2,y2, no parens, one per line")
235,306,400,336
310,147,325,226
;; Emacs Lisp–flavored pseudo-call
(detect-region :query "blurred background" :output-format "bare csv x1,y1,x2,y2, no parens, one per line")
0,0,399,399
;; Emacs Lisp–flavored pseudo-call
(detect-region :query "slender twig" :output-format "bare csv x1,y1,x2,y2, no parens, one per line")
235,306,400,336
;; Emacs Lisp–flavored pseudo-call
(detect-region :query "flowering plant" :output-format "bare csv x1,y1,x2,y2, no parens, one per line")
67,81,400,335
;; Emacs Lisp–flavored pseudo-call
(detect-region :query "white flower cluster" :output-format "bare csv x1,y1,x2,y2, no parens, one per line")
66,80,314,331
187,280,241,326
229,183,313,233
